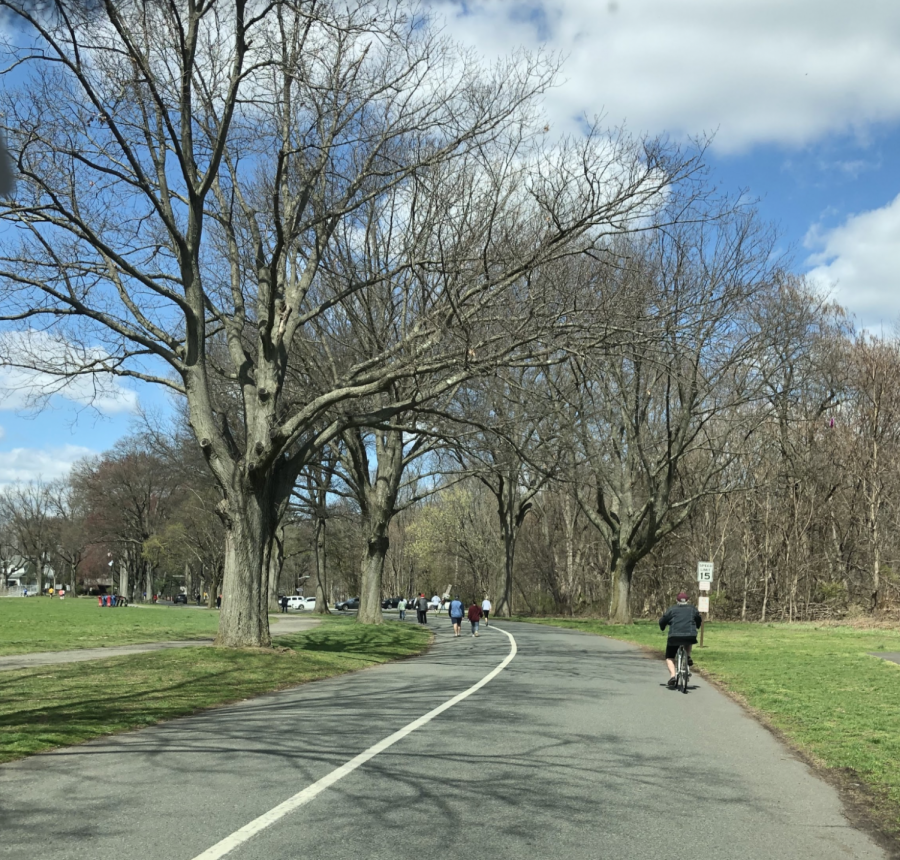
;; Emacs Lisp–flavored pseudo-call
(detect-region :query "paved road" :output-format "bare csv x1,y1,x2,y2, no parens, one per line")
0,621,885,859
0,616,319,671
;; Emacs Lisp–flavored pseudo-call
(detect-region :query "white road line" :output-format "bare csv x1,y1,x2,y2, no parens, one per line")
190,625,517,860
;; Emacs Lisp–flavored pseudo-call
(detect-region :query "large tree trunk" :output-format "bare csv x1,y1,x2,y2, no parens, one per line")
145,562,154,601
313,514,331,614
206,564,223,609
34,559,44,594
216,487,275,648
119,560,131,602
358,531,387,624
493,480,522,618
495,530,515,618
268,527,285,609
608,557,635,624
351,427,405,625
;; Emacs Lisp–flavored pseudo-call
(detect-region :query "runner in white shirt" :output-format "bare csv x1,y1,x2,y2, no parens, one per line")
481,597,491,626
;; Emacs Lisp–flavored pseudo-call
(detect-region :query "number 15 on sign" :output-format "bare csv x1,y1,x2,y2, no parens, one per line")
697,561,714,583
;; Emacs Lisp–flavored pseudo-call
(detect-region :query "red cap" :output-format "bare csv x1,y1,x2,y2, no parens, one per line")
676,591,688,601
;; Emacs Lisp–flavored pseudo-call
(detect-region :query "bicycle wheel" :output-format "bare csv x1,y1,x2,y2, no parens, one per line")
677,647,689,693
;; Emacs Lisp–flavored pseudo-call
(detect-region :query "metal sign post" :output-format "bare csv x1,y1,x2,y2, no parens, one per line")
697,562,713,647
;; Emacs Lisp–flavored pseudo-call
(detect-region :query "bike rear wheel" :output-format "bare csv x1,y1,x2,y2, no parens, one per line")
676,646,689,693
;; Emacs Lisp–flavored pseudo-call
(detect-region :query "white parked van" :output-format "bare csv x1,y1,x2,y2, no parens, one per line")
286,596,317,610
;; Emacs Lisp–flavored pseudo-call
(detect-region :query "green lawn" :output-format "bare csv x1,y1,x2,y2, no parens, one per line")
520,616,900,836
0,597,222,655
0,618,430,763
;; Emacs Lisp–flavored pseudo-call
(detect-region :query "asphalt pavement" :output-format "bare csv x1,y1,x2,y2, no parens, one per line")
0,620,886,860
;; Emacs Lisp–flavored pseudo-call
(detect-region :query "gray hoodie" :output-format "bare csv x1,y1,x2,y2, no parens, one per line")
659,603,702,639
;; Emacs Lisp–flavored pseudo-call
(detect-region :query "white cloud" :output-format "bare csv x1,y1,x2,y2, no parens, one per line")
804,193,900,329
428,0,900,152
0,444,96,484
0,330,139,415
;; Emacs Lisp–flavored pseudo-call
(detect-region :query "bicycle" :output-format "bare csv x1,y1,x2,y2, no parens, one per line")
674,645,691,694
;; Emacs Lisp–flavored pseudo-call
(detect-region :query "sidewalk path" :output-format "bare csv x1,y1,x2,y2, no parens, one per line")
0,615,320,671
0,620,885,860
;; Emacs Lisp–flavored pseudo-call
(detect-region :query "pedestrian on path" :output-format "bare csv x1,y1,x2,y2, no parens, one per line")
279,595,288,613
467,601,483,636
398,597,407,621
481,596,491,626
416,593,429,624
449,596,464,636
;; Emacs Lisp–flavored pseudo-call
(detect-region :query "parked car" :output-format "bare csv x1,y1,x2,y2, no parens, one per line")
173,593,188,605
381,596,401,609
335,597,360,611
286,596,317,610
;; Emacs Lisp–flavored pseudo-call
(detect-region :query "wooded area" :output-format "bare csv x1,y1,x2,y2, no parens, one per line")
4,299,900,628
1,1,897,642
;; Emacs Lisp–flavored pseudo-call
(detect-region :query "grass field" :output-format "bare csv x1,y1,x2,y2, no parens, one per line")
520,616,900,837
0,618,430,763
0,596,222,655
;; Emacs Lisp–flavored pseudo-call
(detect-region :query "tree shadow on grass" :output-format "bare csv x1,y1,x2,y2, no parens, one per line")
279,625,428,660
0,651,365,762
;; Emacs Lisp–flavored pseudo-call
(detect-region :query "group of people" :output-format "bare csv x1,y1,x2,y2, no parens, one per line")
394,586,700,681
402,594,492,636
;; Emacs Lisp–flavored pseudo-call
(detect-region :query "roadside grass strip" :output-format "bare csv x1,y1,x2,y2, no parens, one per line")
0,619,430,763
520,617,900,836
0,598,221,655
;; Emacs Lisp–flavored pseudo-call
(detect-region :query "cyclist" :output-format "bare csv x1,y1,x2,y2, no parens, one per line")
659,591,703,688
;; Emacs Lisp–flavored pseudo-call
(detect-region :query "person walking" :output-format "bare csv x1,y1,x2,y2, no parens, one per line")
481,596,491,626
398,596,407,621
448,595,465,637
416,593,429,624
279,594,288,613
467,601,483,636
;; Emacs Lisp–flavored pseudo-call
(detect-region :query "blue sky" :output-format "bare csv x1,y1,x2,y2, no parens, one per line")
2,0,899,482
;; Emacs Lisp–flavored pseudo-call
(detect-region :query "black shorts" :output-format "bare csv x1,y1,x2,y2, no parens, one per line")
665,637,697,659
483,610,490,619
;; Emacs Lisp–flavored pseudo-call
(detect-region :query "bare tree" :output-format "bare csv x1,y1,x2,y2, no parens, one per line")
47,478,89,593
336,416,448,622
291,448,342,614
70,436,182,601
0,481,54,592
0,0,701,645
839,335,900,611
444,368,560,616
564,207,782,623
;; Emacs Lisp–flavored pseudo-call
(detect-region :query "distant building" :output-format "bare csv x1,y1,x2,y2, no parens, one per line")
1,556,52,593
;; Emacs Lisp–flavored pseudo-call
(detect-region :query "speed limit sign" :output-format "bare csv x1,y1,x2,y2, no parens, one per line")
697,561,714,583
